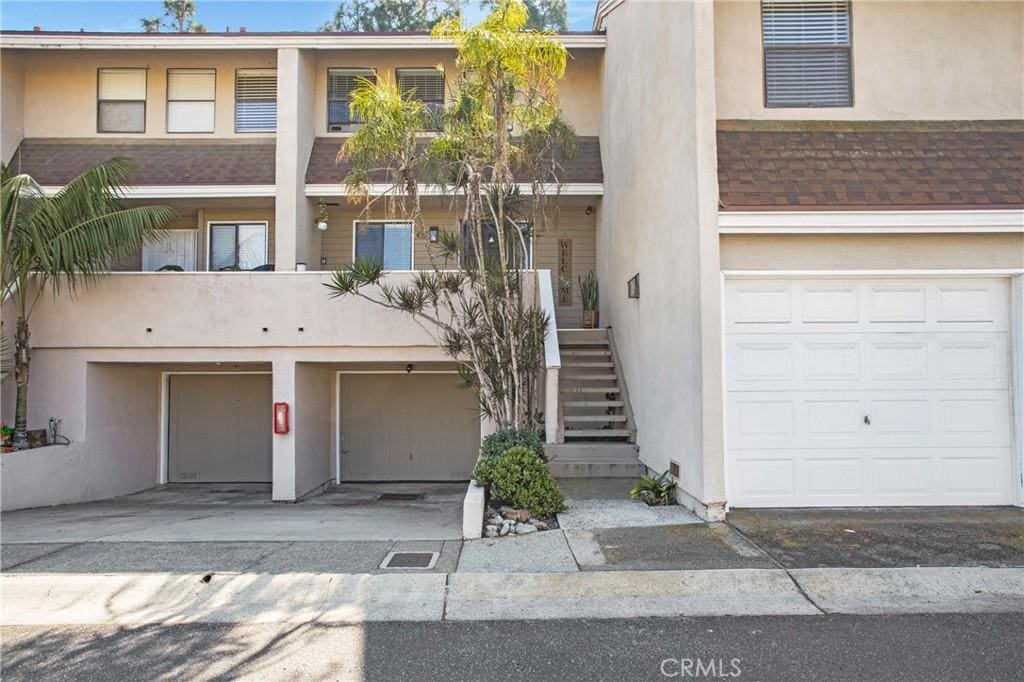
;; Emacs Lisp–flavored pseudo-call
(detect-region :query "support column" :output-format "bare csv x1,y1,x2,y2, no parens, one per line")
275,48,317,271
272,358,298,501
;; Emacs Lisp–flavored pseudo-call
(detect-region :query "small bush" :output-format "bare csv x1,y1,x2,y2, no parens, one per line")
488,446,567,518
630,471,676,506
480,428,545,462
472,428,546,486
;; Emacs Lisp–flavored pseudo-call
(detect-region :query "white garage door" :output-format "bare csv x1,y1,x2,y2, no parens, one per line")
725,277,1015,507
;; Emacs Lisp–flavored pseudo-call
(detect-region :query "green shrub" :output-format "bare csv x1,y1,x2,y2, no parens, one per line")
472,428,546,487
488,446,567,518
630,470,676,506
480,427,545,462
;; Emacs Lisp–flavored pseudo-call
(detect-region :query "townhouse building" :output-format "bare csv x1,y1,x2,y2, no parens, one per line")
1,0,1022,518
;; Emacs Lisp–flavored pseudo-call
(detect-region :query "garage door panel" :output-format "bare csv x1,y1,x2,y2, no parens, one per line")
725,276,1014,508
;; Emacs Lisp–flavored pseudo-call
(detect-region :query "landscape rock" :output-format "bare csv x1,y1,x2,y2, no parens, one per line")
515,523,537,534
484,527,498,538
499,524,510,536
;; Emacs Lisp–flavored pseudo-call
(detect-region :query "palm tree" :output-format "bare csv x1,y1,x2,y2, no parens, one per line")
1,159,174,450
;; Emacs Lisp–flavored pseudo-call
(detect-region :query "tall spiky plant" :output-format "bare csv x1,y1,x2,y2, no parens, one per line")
1,159,174,449
325,0,575,430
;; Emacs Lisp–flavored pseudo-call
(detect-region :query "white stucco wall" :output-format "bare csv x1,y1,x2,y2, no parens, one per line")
715,0,1024,120
599,0,725,518
294,362,334,499
0,50,25,163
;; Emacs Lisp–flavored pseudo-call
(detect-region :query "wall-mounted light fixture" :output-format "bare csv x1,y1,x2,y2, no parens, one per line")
585,206,593,216
405,363,414,374
428,226,440,243
627,273,640,299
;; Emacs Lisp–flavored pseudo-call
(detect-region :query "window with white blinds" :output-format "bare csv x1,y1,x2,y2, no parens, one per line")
397,67,445,126
97,68,147,133
167,68,216,133
327,68,376,131
762,0,852,108
354,222,413,271
235,69,277,132
209,223,268,271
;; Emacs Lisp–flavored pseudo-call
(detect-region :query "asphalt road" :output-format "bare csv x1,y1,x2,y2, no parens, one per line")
3,613,1022,681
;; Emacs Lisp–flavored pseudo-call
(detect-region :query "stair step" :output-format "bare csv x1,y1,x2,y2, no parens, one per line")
562,374,617,381
564,415,628,423
564,429,632,438
561,361,615,368
561,350,611,357
558,329,608,345
563,400,625,408
560,387,621,394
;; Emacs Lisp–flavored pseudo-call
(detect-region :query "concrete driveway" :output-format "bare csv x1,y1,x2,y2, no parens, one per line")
1,483,465,574
727,507,1024,569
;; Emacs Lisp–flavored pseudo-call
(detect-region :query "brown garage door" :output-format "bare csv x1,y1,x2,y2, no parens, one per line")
168,374,272,483
339,374,480,481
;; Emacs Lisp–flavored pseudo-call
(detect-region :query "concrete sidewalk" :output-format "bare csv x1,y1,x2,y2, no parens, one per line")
3,566,1022,625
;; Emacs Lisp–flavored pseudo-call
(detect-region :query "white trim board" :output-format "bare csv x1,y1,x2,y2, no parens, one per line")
723,269,1024,278
0,33,605,50
306,183,604,197
718,209,1024,234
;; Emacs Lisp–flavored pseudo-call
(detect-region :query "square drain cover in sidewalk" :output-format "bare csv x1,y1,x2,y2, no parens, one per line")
381,551,439,569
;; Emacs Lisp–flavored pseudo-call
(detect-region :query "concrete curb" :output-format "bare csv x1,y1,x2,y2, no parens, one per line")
2,566,1021,625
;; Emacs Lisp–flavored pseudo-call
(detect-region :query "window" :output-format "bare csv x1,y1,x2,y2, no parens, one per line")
397,67,445,124
353,222,413,271
167,68,216,133
327,68,376,132
762,0,852,107
143,230,197,271
208,223,267,270
460,221,532,269
235,69,277,132
97,68,146,133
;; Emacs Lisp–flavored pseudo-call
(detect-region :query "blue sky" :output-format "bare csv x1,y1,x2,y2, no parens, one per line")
0,1,599,32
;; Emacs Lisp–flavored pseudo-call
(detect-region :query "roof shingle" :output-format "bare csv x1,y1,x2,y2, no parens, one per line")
305,136,603,185
9,139,276,185
717,122,1024,210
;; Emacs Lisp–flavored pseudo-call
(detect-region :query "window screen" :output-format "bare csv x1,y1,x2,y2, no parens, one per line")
327,68,376,130
235,69,277,132
354,222,413,270
209,223,267,270
98,68,146,133
460,221,532,269
397,68,445,124
762,0,852,107
167,68,216,132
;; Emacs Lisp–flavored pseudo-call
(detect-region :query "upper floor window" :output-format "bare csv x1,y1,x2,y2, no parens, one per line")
762,0,852,107
97,68,146,133
354,221,414,271
397,67,445,124
235,69,277,133
327,68,376,132
167,68,216,133
209,222,268,271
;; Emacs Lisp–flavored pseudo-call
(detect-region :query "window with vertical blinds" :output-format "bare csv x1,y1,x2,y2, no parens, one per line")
762,0,852,107
235,69,277,132
167,68,216,133
327,68,376,131
209,223,267,271
97,68,147,133
354,222,413,271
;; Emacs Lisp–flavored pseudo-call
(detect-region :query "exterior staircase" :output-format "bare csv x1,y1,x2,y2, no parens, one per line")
546,328,644,478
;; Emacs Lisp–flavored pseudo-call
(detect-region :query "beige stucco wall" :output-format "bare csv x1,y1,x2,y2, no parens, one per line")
18,49,277,138
599,1,725,517
720,233,1024,270
319,196,598,327
715,0,1024,120
1,50,25,163
311,47,601,137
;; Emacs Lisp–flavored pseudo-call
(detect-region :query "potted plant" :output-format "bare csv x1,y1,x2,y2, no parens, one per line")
0,423,13,452
578,271,599,329
315,200,329,232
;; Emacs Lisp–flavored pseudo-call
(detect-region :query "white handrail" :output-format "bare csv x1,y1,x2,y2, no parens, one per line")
536,270,563,444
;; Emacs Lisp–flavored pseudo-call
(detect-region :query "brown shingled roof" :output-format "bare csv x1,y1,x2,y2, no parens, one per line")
717,122,1024,210
9,139,276,185
305,136,603,185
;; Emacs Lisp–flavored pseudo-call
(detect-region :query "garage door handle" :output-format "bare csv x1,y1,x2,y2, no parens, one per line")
863,415,871,426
